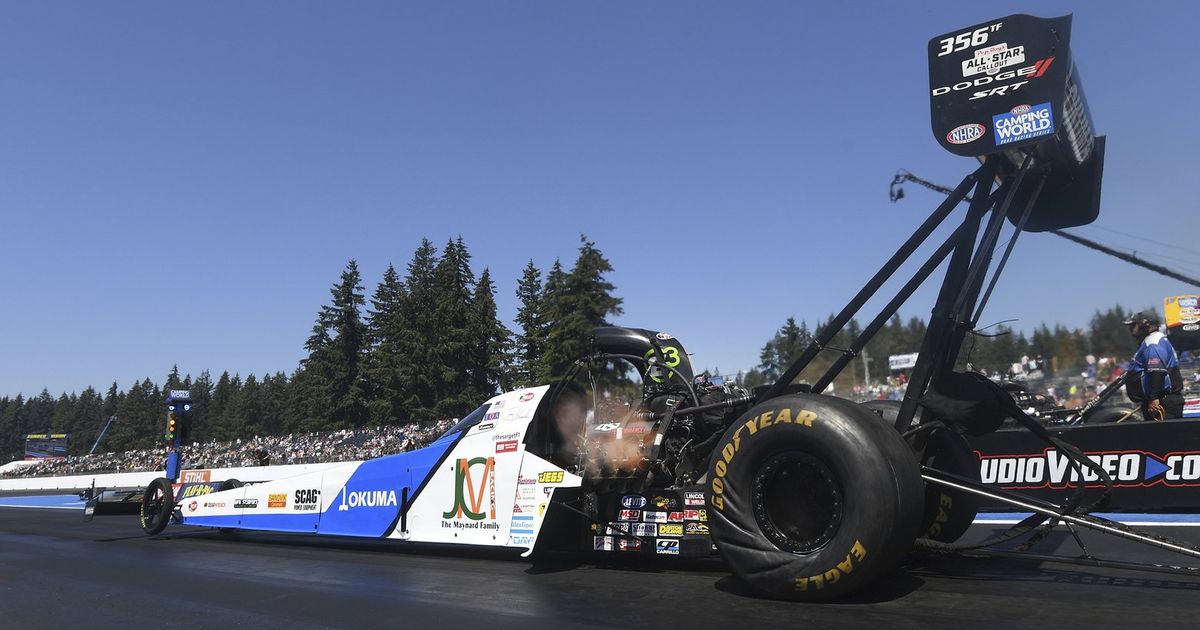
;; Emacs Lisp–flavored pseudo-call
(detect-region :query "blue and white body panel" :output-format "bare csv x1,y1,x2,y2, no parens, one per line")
175,386,581,556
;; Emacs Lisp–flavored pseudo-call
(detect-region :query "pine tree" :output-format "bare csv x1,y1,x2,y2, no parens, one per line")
540,236,624,380
188,371,214,444
431,237,477,419
291,260,370,430
209,371,237,440
513,260,544,387
326,260,370,428
758,317,810,383
470,268,514,396
365,264,409,425
536,259,567,381
397,240,441,422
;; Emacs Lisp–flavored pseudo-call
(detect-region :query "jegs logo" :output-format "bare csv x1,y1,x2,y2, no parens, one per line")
980,448,1200,489
443,457,496,520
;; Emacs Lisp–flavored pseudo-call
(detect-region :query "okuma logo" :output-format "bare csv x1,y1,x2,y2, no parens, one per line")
337,487,398,511
444,457,496,520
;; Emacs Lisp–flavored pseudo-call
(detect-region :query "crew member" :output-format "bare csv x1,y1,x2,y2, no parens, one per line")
1125,312,1184,420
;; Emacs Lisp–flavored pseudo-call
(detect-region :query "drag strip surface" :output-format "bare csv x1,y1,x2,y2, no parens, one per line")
1,505,1197,629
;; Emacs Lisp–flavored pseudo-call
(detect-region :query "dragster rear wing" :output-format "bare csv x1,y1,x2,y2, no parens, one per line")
929,13,1104,232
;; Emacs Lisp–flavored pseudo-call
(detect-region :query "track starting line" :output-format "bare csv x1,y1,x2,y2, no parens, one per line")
3,495,1200,526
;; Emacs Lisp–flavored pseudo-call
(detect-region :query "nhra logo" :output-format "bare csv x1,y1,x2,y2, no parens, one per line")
443,457,496,521
946,123,985,145
980,448,1200,489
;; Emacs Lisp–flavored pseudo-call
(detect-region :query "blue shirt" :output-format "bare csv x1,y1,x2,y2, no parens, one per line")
1130,331,1180,396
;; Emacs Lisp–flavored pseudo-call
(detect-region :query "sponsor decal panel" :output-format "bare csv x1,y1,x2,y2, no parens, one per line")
235,498,258,509
440,457,501,531
537,471,565,484
652,496,678,510
658,523,684,537
643,511,667,523
993,102,1054,146
484,411,500,421
496,440,518,454
203,501,226,509
618,509,640,521
930,57,1055,101
667,511,684,523
594,535,614,551
182,470,212,483
338,488,399,511
520,391,535,402
621,495,647,509
632,523,657,537
268,493,287,509
684,492,705,507
946,123,985,145
685,522,710,535
683,509,700,521
980,448,1200,488
187,500,198,512
179,484,215,499
293,488,320,512
655,539,680,555
961,42,1025,77
617,538,642,552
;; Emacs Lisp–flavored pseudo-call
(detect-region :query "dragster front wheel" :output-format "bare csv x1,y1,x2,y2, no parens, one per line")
139,477,175,535
706,394,924,601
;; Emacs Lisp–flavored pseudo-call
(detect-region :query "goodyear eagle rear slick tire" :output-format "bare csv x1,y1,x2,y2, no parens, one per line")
858,399,980,543
707,394,923,601
140,477,175,535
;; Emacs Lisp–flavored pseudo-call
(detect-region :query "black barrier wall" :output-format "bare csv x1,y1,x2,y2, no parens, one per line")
968,420,1200,511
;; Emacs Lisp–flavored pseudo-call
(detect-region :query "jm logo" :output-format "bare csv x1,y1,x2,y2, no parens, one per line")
444,457,496,520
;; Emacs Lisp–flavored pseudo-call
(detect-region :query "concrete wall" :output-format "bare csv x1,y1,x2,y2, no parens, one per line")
0,461,359,492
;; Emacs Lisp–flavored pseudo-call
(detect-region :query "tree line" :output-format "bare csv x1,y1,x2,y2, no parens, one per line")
740,304,1159,391
0,232,1162,463
0,235,622,461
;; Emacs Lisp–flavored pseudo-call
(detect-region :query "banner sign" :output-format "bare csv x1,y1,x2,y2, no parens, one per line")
968,420,1200,511
1165,295,1200,352
888,353,920,370
24,433,70,460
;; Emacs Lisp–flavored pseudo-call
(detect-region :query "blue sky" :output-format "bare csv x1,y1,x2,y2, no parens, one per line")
2,1,1197,398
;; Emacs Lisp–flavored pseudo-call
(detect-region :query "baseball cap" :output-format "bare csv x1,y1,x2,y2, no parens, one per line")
1122,312,1152,326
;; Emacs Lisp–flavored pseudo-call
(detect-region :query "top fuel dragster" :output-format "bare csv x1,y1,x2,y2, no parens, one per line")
100,14,1200,601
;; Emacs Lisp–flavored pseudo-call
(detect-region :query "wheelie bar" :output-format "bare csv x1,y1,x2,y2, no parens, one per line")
921,466,1200,561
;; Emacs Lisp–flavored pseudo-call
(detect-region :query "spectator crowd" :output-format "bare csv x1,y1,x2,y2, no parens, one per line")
2,420,453,479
